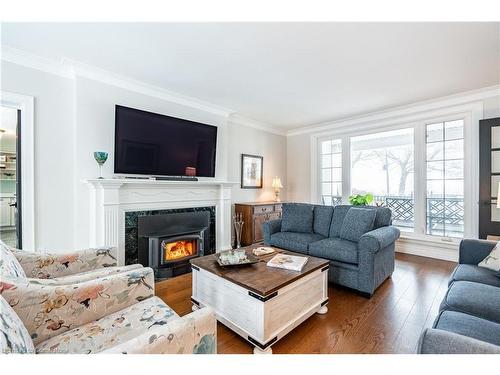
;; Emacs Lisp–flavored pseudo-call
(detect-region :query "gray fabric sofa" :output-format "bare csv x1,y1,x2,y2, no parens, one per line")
263,203,400,296
418,239,500,354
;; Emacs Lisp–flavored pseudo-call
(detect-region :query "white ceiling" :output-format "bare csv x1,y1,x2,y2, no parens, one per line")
2,22,499,130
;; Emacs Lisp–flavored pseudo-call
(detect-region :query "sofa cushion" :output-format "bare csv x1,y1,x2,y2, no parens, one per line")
440,281,500,324
308,238,358,264
0,240,26,280
0,295,35,353
329,205,351,238
339,208,376,242
35,296,179,354
329,205,391,238
356,206,392,228
449,264,500,288
281,203,314,234
313,205,334,237
269,232,325,254
434,310,500,347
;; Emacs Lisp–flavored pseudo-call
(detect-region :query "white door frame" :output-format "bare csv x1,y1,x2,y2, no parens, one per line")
1,91,35,251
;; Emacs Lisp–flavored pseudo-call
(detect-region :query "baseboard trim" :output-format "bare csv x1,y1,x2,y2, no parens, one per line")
396,237,458,262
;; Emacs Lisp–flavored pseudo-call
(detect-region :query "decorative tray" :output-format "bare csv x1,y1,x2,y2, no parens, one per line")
216,249,259,267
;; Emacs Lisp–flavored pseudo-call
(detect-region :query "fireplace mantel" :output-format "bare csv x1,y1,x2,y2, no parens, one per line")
85,178,239,188
85,178,239,265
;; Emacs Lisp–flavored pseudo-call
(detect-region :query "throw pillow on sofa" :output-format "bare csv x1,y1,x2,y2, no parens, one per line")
281,203,314,233
478,242,500,272
313,205,334,237
339,207,376,242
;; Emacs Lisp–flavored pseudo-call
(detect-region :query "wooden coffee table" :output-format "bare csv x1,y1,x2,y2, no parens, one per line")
190,244,330,354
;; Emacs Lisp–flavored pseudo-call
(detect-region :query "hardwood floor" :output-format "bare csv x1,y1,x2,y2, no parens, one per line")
155,253,456,354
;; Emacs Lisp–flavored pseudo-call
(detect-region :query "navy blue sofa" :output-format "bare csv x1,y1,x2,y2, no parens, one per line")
418,239,500,353
262,203,400,296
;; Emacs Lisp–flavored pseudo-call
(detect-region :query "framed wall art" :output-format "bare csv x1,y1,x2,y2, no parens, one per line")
241,154,263,189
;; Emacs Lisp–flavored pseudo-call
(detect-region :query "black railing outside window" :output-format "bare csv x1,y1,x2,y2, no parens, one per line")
321,195,463,237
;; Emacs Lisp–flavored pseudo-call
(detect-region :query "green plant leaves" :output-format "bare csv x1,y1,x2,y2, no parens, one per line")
348,193,373,206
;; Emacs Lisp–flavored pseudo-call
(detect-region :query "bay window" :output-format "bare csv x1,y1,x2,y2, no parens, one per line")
317,113,471,241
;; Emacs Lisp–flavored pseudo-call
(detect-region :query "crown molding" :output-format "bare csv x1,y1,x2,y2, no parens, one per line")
1,45,74,78
1,44,234,118
228,114,287,136
62,58,235,118
287,84,500,137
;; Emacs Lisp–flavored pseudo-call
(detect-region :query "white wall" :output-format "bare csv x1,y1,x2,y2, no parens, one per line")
484,96,500,118
1,61,75,250
227,118,287,203
3,56,496,252
72,77,229,247
1,61,287,251
286,134,311,203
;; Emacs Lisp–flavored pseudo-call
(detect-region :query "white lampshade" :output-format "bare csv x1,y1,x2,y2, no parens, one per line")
272,176,283,189
497,182,500,208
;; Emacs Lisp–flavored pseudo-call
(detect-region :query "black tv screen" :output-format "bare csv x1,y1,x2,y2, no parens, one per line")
114,105,217,177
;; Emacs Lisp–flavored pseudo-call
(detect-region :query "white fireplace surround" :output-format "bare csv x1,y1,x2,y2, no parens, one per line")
86,178,238,266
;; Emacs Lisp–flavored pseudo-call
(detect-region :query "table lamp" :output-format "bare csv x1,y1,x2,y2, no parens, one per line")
272,176,283,202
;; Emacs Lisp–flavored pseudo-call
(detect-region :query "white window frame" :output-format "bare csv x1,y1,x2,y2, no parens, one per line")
422,114,467,239
310,102,481,244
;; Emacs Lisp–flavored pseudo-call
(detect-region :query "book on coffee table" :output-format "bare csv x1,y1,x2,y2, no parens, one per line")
267,254,308,272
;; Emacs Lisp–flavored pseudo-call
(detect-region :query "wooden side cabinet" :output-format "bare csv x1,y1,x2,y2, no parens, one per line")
234,202,283,246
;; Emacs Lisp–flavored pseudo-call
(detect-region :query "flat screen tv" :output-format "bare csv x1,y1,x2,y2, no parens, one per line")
114,105,217,177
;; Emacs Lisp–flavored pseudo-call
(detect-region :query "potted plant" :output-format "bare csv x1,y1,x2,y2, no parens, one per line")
348,193,374,206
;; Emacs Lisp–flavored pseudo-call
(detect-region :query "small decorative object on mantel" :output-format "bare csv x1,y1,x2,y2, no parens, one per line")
233,212,245,249
272,176,283,202
185,166,196,176
93,151,108,179
241,154,263,188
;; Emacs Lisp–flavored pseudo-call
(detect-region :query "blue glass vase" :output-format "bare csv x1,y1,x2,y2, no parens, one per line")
93,151,108,179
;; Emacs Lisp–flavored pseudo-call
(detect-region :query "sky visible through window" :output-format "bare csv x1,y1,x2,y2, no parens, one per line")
351,128,414,199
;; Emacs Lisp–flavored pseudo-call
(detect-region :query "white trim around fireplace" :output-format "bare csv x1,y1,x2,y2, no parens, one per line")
85,178,239,266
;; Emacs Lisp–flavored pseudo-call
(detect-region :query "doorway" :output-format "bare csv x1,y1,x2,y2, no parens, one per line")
0,105,21,248
479,117,500,238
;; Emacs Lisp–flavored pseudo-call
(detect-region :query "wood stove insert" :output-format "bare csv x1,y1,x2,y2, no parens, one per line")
138,211,211,280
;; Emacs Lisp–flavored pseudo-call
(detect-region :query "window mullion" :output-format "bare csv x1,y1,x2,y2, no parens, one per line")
414,122,426,235
342,135,350,204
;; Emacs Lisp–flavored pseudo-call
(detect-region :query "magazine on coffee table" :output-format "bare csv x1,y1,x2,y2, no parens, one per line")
267,254,308,272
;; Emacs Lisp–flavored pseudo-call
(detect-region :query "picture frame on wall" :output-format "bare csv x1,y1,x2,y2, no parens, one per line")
241,154,263,189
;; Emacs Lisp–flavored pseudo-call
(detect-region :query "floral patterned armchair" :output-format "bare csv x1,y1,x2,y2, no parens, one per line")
1,239,142,284
0,241,217,354
0,276,216,354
